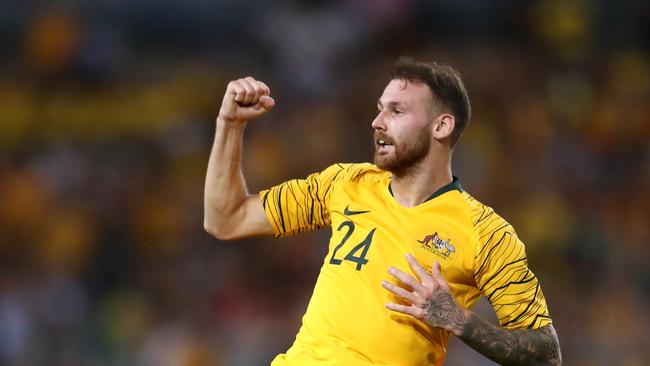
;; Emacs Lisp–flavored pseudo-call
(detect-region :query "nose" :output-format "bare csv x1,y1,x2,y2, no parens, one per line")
372,111,386,131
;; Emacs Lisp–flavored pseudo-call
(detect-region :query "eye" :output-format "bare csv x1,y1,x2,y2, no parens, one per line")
392,109,404,116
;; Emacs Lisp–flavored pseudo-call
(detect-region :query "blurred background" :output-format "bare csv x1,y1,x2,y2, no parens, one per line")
0,0,648,365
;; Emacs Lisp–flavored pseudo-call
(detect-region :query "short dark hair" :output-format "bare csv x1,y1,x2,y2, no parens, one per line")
389,56,471,146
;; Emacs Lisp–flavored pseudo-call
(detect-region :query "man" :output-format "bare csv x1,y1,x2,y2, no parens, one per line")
204,57,562,365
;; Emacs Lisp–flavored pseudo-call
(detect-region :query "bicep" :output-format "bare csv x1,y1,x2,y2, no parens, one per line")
230,163,347,240
226,194,275,240
206,163,345,241
259,165,344,238
475,227,552,330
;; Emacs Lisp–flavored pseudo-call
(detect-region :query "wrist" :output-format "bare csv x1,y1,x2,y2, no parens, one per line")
451,308,472,337
216,116,248,130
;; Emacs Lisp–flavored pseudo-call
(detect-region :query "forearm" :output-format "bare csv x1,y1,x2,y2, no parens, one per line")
381,255,561,365
203,118,251,237
457,312,561,366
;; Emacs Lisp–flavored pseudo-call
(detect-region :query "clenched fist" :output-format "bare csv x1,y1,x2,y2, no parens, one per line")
218,76,275,124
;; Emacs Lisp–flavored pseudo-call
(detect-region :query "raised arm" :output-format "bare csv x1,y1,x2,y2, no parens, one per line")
204,77,276,240
382,254,561,365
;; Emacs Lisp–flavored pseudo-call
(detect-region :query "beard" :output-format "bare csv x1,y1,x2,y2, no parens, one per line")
373,130,431,176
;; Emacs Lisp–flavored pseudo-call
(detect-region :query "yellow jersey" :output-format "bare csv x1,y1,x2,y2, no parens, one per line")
260,163,552,366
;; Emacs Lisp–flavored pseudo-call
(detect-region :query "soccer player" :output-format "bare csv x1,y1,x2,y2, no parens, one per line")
204,57,562,365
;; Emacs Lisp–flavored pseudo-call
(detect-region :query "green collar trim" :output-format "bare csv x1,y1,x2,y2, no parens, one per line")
389,176,463,203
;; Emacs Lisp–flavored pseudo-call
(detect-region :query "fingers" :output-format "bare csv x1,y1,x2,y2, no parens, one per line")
431,261,451,291
382,280,420,305
385,302,422,318
228,77,271,106
406,253,432,286
259,95,275,109
219,76,274,123
388,266,425,295
238,79,256,104
253,78,271,95
432,261,441,278
228,81,245,103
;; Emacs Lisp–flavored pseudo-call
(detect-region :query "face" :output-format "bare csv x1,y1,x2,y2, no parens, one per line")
372,79,434,175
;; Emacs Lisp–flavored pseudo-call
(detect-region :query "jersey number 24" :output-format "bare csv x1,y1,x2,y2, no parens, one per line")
329,221,375,271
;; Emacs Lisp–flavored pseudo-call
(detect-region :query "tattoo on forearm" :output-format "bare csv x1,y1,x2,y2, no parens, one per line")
423,290,467,336
458,315,561,366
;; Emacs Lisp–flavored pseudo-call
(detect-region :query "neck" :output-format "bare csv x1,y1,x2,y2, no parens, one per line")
390,150,453,208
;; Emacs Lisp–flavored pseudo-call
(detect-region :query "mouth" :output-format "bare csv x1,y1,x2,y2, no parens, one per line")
376,138,394,152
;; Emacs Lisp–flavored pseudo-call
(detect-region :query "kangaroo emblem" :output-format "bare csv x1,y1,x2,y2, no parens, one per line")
417,233,438,247
417,232,455,258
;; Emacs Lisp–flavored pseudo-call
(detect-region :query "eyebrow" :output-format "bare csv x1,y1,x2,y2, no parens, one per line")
377,100,407,109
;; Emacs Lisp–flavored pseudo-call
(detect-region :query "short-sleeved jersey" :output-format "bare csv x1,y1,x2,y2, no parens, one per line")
260,163,552,366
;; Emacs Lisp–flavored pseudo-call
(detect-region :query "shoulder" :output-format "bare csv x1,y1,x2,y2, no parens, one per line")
319,162,389,185
460,192,513,231
458,191,517,246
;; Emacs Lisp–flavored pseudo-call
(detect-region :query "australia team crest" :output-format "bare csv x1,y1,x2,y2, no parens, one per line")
417,232,456,260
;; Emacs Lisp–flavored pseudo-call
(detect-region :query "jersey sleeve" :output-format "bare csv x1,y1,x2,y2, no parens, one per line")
259,163,347,238
472,207,552,330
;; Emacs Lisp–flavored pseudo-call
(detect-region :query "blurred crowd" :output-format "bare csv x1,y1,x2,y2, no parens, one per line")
0,1,648,365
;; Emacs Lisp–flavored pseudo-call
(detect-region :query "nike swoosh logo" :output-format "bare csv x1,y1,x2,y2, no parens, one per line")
343,205,370,216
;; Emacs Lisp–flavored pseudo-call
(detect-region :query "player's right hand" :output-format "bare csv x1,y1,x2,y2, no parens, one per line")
218,76,275,124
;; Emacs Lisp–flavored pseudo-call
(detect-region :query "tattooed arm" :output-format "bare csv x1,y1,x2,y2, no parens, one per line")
382,254,561,366
458,314,561,366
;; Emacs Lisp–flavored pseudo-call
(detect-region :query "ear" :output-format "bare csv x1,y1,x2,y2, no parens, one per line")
431,113,455,141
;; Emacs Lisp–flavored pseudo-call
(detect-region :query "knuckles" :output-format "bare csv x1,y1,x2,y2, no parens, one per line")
227,78,269,95
224,78,272,112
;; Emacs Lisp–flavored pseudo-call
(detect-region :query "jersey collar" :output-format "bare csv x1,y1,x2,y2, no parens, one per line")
388,176,463,203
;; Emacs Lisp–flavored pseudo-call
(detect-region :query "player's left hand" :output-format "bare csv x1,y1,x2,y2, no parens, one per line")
381,253,469,337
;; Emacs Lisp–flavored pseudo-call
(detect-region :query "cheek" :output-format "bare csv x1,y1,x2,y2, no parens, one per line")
401,126,430,150
396,122,422,142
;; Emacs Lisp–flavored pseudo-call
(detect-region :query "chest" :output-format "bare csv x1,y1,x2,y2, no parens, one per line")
325,183,477,288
